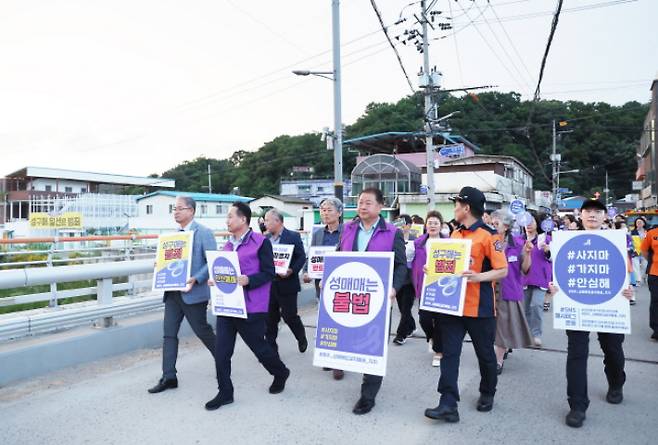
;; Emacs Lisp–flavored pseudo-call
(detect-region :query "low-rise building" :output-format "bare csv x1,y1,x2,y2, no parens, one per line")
279,178,352,206
636,74,658,209
133,191,252,233
249,195,313,230
1,166,174,237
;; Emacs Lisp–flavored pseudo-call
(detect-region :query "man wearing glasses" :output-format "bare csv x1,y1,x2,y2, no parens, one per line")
148,196,218,394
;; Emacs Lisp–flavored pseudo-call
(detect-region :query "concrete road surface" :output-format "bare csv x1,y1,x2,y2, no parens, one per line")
1,285,657,445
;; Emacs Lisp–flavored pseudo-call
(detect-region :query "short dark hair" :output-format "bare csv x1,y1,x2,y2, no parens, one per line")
232,201,252,224
398,214,412,225
411,214,424,224
469,204,483,219
178,196,196,212
425,210,444,225
359,187,385,205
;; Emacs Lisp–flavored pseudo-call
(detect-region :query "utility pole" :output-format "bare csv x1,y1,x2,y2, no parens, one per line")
605,169,609,206
421,0,435,209
332,0,343,202
207,164,212,194
550,119,560,209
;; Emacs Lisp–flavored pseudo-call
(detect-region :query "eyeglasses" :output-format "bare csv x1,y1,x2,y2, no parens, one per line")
173,207,192,212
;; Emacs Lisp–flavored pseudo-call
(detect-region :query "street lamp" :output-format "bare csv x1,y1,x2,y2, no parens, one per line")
292,0,343,202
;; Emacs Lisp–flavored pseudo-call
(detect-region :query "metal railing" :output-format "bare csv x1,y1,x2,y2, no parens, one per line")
0,259,156,340
0,230,312,341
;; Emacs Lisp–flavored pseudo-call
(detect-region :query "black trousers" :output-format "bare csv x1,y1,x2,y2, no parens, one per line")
436,314,497,408
566,330,626,412
648,275,658,335
395,283,417,337
266,286,307,351
162,291,216,380
215,313,289,399
419,309,443,353
361,374,383,402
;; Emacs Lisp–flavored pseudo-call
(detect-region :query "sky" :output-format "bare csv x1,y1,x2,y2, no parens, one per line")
0,0,656,179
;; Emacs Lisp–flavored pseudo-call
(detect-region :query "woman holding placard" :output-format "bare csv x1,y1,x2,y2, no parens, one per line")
410,210,446,367
490,211,534,374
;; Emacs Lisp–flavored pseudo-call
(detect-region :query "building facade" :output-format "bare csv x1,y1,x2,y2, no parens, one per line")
636,75,658,209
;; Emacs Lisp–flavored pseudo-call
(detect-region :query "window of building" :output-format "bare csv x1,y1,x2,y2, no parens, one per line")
216,204,227,215
65,186,73,193
45,185,52,192
169,204,174,214
146,204,153,215
80,187,87,193
200,204,207,215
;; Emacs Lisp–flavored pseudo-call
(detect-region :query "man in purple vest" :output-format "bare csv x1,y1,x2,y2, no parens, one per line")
338,187,408,415
205,202,290,411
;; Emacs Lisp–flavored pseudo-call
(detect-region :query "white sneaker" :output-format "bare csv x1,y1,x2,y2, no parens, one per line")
432,353,442,367
533,337,542,348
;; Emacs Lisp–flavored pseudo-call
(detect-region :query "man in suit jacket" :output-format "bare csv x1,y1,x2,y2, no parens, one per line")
148,196,217,394
264,208,308,354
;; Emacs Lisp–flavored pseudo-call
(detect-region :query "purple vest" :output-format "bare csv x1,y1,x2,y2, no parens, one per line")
224,231,271,314
339,219,397,253
411,234,430,298
523,233,552,289
500,235,525,301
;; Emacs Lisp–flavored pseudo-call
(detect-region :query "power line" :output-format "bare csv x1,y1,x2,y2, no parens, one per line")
472,0,534,94
369,0,416,93
454,1,530,95
531,0,564,102
224,0,308,55
488,0,535,83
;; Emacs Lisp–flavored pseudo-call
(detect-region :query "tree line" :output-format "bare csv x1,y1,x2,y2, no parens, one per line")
149,92,648,201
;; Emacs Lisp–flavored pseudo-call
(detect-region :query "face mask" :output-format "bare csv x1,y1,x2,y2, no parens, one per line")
440,228,450,237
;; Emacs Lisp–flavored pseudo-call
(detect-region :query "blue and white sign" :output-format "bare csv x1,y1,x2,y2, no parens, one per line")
419,184,429,194
438,143,465,157
509,199,525,215
551,230,631,334
607,207,618,218
540,218,555,233
206,251,247,319
313,252,393,376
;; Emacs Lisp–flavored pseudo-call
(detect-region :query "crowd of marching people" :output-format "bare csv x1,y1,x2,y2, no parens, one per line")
147,186,657,429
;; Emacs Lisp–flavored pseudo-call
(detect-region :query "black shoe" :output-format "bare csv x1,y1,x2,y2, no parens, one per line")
298,337,308,353
565,409,586,428
606,387,623,404
269,368,290,394
651,332,658,341
352,397,375,415
147,377,178,394
204,392,234,410
424,404,460,423
393,335,406,345
476,395,494,412
497,363,504,375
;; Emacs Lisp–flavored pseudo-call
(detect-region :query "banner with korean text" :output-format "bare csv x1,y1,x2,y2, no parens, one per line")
152,232,194,291
272,244,294,275
207,251,247,319
419,239,472,316
313,252,394,376
307,246,337,279
552,230,631,334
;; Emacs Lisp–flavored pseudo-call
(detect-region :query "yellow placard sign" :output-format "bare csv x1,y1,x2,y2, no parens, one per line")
29,212,83,228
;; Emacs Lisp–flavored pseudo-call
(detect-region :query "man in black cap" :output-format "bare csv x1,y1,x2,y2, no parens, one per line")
548,199,634,428
425,186,508,423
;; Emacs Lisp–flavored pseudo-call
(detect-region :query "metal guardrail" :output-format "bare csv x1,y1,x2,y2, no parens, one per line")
0,230,312,341
0,260,156,340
